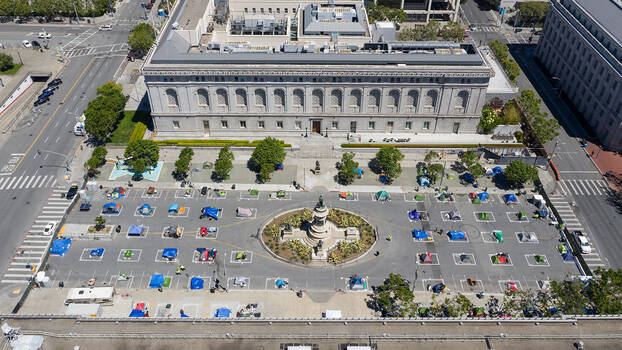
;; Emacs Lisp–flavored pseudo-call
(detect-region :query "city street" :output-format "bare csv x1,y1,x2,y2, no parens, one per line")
0,0,146,293
47,187,576,294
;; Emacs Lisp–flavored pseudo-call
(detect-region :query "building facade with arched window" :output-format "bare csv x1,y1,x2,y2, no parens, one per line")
143,0,492,139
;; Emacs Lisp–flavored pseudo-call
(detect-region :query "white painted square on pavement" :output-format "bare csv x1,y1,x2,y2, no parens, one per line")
168,207,190,218
161,226,184,239
79,248,105,262
227,276,250,290
100,206,122,216
338,192,359,201
188,276,211,291
126,225,149,239
175,189,195,199
525,254,550,267
155,249,179,263
422,278,445,292
134,206,156,217
192,248,217,264
141,188,162,199
460,279,485,293
453,253,476,265
440,210,462,222
208,189,227,199
230,251,252,264
235,208,257,220
117,249,141,262
489,253,513,266
240,191,260,200
498,280,522,293
416,252,439,265
407,210,429,222
196,227,218,239
344,276,368,291
268,191,292,200
506,212,529,223
480,231,504,244
474,212,495,222
404,193,425,202
515,232,538,243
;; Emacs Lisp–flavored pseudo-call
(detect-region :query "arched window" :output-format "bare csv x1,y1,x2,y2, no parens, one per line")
166,89,178,107
235,89,247,109
274,89,285,107
424,90,438,112
330,89,342,110
197,89,209,107
312,89,323,112
255,89,266,108
350,90,362,111
407,90,418,111
293,89,305,107
455,90,468,111
216,89,228,107
368,89,380,110
388,89,400,110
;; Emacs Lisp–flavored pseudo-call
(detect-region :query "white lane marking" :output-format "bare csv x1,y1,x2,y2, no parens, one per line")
24,175,37,188
4,177,17,190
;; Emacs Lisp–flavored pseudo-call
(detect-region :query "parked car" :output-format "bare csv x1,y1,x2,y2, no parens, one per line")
48,78,62,87
38,32,52,39
574,231,592,254
43,221,57,236
79,202,91,211
22,40,32,48
99,25,112,31
146,3,153,9
38,90,54,100
43,85,59,92
33,96,49,106
31,40,41,48
66,183,79,200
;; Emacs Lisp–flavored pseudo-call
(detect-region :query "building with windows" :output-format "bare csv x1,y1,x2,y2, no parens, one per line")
143,0,492,140
537,0,622,151
373,0,459,24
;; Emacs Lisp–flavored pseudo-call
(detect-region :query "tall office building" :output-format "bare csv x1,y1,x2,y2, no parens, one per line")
537,0,622,151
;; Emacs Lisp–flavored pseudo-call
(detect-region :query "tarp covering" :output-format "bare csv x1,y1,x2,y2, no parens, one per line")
418,176,430,187
215,308,231,318
420,253,432,263
353,168,362,176
10,335,45,350
504,194,517,204
236,207,252,217
89,248,104,257
50,238,71,256
448,211,461,220
413,230,431,240
492,166,503,175
139,203,152,215
235,252,245,259
408,210,420,221
494,231,504,242
275,279,287,287
103,202,119,209
202,207,219,220
562,252,574,261
460,254,474,263
478,192,489,200
129,309,145,317
350,277,364,290
274,163,283,170
162,248,178,259
168,204,179,213
449,231,466,240
190,277,204,290
462,173,474,183
128,224,144,236
149,274,164,288
376,190,389,200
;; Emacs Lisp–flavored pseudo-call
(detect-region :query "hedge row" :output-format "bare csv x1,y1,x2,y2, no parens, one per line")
128,122,147,143
154,139,291,148
341,143,524,149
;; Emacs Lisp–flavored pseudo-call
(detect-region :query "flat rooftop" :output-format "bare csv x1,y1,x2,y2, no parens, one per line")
176,0,210,30
573,0,622,43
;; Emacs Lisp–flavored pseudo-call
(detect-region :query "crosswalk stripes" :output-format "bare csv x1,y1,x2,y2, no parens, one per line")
471,26,498,32
0,189,73,284
0,175,57,191
549,194,606,269
559,179,609,196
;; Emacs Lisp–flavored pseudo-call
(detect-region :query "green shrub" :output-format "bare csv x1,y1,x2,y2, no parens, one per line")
154,139,291,147
128,122,147,142
341,143,524,148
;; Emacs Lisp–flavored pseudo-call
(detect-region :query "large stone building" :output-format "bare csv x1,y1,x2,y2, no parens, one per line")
537,0,622,151
143,0,492,140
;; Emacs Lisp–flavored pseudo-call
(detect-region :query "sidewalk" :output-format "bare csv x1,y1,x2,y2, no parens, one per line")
584,141,622,191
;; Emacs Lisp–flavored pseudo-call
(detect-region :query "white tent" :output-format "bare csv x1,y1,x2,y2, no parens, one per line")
324,309,342,319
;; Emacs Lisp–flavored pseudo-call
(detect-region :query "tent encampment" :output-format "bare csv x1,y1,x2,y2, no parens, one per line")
128,224,144,236
276,279,288,288
376,191,390,201
102,202,120,213
50,238,71,256
162,248,178,260
408,209,420,221
448,210,461,220
139,204,152,215
478,192,489,201
504,194,517,204
493,230,504,242
420,253,432,264
201,207,220,220
418,176,430,187
149,274,164,288
462,173,475,184
89,248,104,257
350,277,365,290
215,308,231,318
413,230,431,240
190,277,204,290
168,204,180,213
492,166,503,175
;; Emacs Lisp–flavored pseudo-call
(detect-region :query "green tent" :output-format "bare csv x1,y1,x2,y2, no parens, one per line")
236,252,245,260
250,189,259,196
472,198,481,204
535,254,544,264
518,210,526,219
415,194,424,201
558,244,567,254
376,191,390,201
124,250,132,259
492,256,499,264
277,190,286,197
494,230,504,242
163,277,172,288
479,212,489,220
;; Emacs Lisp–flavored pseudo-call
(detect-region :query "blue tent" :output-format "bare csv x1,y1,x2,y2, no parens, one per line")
418,176,430,187
276,279,287,288
149,274,164,288
492,166,503,175
504,194,517,204
168,204,180,213
413,230,430,240
162,248,178,259
215,308,231,318
102,202,120,213
409,209,420,221
190,277,204,290
129,309,145,317
180,313,189,318
478,192,489,201
128,224,144,236
274,163,284,170
353,168,362,176
201,207,220,220
449,231,466,240
462,173,475,184
139,204,152,215
89,248,104,257
379,175,389,184
562,252,574,261
50,238,71,256
350,277,365,290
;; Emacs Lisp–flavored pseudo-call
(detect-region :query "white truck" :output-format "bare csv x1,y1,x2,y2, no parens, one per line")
74,114,86,136
574,231,592,254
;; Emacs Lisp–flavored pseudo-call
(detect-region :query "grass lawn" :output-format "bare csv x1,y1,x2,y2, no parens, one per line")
0,64,23,75
108,110,151,143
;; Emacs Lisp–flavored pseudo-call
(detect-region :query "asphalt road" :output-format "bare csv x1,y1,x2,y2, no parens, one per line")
0,0,145,289
47,188,576,293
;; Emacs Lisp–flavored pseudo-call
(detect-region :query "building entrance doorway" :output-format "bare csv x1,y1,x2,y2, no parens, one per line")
386,121,393,133
203,120,210,136
312,120,321,134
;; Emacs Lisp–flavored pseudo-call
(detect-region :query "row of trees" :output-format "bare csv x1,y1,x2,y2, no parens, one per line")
516,1,550,27
398,20,465,43
84,82,127,142
373,269,622,318
489,40,521,83
366,2,407,24
517,89,560,146
0,0,114,18
128,23,156,57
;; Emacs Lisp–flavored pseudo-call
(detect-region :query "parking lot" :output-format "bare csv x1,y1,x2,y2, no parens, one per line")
46,187,578,294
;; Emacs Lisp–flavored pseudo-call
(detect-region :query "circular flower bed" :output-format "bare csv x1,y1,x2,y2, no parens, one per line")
261,208,376,265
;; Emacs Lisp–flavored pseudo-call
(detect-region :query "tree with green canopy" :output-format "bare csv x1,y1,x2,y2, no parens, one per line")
338,152,359,185
504,160,538,187
376,147,404,183
251,137,286,183
214,146,234,181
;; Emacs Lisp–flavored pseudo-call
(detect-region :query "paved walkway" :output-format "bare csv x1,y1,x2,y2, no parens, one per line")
584,141,622,191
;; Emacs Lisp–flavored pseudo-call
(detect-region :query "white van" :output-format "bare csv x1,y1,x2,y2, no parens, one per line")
74,122,85,136
64,287,114,305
